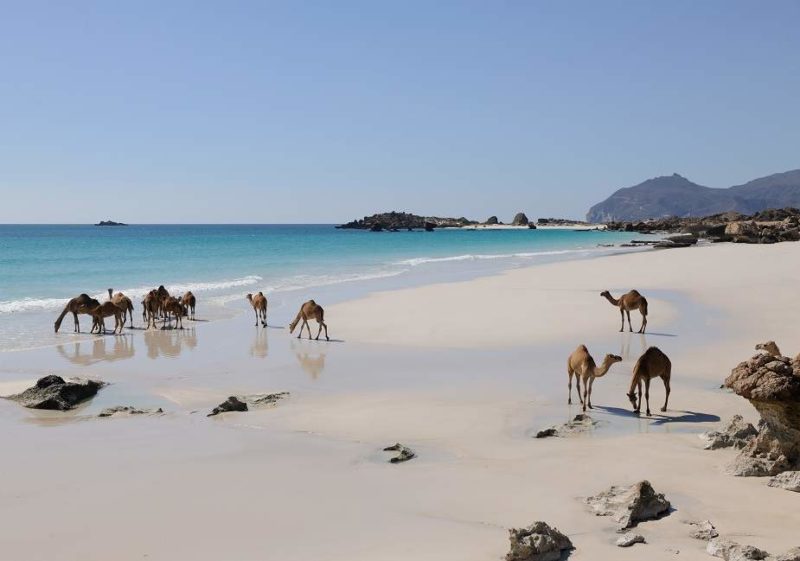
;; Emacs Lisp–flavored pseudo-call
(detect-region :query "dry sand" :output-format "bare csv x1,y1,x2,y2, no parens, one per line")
1,242,799,560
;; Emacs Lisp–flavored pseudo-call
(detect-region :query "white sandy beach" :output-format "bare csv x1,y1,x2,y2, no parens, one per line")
1,242,799,561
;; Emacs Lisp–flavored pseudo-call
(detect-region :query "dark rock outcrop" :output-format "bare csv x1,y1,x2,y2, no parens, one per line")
724,352,800,476
485,215,499,225
382,443,416,463
511,212,530,226
506,521,573,561
702,415,758,450
535,413,601,438
6,375,105,410
585,480,671,530
337,212,476,231
95,220,127,226
208,392,289,417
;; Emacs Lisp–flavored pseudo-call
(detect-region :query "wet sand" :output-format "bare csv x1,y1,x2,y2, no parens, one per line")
1,242,799,560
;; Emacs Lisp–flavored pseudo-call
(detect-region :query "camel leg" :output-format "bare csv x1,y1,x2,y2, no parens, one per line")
315,320,323,340
639,313,647,334
322,321,329,341
73,312,79,332
567,367,574,404
575,375,583,406
634,379,643,414
587,377,595,409
619,309,624,332
661,375,671,412
305,319,312,340
626,310,633,332
644,377,652,416
253,308,259,327
582,376,589,412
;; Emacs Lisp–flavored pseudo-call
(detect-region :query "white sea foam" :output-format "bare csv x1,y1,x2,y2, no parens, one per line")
394,249,589,267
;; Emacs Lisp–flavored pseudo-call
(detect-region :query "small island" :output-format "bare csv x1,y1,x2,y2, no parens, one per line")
95,220,127,226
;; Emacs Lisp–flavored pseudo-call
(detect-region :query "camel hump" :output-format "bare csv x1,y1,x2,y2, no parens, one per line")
576,344,588,353
629,289,642,296
308,299,316,305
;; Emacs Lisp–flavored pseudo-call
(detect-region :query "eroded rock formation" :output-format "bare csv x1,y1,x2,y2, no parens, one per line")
5,375,105,410
208,392,289,417
585,480,671,530
506,521,573,561
702,415,758,450
724,352,800,476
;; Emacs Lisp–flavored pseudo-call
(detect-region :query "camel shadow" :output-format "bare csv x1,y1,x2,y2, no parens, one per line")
594,405,719,425
643,332,678,338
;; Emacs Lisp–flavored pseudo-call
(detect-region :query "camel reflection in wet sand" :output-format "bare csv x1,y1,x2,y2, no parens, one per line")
291,338,327,380
56,336,135,366
620,332,648,362
250,326,269,358
144,327,197,359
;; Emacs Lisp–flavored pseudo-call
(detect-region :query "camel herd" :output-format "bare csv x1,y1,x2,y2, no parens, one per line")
569,289,671,417
54,287,331,342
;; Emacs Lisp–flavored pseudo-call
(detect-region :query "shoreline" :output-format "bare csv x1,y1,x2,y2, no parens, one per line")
1,242,799,560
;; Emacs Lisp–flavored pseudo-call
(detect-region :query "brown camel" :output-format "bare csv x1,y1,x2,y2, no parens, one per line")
246,292,268,327
107,288,135,328
627,346,671,416
181,291,196,320
156,285,170,318
289,300,329,341
54,294,101,333
142,290,161,329
567,344,622,411
161,296,185,329
601,290,649,333
89,302,124,334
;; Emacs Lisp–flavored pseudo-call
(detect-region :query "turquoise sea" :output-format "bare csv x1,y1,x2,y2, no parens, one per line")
0,224,643,351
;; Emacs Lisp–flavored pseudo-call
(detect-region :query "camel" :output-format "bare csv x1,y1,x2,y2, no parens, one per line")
54,294,101,333
288,300,329,341
627,346,671,416
755,341,782,356
142,290,161,329
246,292,268,327
181,291,196,320
567,344,622,411
107,288,135,328
161,296,185,329
601,290,648,333
88,302,124,334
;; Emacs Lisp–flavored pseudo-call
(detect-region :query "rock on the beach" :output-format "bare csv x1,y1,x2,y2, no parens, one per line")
506,521,573,561
616,533,645,547
585,480,671,530
6,375,105,411
98,406,164,417
686,519,719,541
774,547,800,561
207,392,289,417
702,415,758,450
768,471,800,492
511,212,530,226
535,414,599,439
383,443,416,463
707,538,769,560
724,352,800,476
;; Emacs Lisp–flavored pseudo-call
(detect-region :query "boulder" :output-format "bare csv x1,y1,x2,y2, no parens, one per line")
767,470,800,492
383,443,416,463
5,375,105,410
485,216,499,225
511,212,530,226
535,414,601,438
707,539,769,560
506,521,573,561
98,406,164,417
724,221,759,237
702,415,758,450
207,392,289,417
724,353,800,476
585,480,671,530
616,533,645,547
686,519,718,541
774,547,800,561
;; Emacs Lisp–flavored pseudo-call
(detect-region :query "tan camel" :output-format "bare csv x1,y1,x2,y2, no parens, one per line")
755,341,781,356
567,344,622,411
142,290,161,329
181,291,196,320
289,300,329,341
107,288,135,328
627,346,671,416
89,302,124,334
54,294,101,333
246,292,268,327
601,290,649,333
161,296,185,329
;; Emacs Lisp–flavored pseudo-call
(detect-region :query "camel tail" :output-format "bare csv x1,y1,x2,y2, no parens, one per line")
54,306,69,332
641,298,648,317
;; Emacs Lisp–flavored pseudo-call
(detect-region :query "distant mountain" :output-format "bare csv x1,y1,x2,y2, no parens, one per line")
586,170,800,223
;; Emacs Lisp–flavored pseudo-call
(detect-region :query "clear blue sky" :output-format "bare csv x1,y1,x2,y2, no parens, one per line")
1,0,798,223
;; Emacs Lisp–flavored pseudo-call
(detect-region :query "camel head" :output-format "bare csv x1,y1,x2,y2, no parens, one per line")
288,318,298,334
755,341,781,357
627,391,638,407
600,290,611,298
245,293,253,303
603,354,623,365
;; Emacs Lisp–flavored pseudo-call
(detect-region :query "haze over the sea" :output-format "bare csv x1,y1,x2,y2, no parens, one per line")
1,1,799,223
